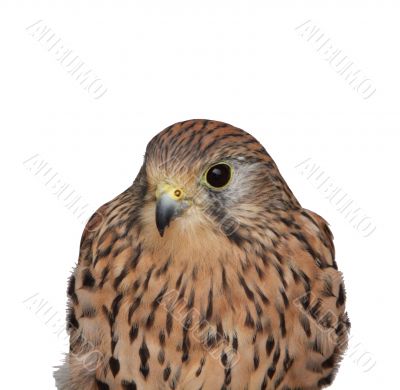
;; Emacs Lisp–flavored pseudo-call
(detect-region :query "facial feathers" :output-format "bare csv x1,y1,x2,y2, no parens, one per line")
56,119,349,390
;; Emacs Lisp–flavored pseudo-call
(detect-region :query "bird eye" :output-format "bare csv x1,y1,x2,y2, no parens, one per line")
204,163,233,189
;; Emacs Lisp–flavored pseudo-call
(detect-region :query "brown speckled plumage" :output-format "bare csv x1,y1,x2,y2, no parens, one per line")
55,120,349,390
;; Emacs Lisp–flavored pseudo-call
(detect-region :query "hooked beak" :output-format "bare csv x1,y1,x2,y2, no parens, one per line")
155,184,186,237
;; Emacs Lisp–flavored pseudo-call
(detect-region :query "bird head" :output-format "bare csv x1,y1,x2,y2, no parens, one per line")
136,120,299,253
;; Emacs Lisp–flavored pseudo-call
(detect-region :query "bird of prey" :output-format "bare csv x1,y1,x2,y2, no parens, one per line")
55,120,349,390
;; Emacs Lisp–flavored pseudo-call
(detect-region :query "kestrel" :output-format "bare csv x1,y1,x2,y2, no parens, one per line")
55,120,349,390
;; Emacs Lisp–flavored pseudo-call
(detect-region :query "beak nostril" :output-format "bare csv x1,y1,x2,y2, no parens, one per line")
156,194,176,237
155,184,187,236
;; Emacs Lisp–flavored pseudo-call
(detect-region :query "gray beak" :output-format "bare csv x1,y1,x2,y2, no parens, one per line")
155,194,181,237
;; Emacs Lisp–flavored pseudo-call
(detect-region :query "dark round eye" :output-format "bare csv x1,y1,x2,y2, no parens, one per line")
205,163,232,189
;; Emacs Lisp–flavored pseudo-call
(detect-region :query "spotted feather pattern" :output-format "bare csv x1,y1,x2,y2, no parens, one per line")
55,120,349,390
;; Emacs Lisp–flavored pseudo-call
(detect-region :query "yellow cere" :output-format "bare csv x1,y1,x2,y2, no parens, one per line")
157,183,185,201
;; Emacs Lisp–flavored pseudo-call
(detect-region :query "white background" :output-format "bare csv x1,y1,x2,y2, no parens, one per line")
1,1,399,389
